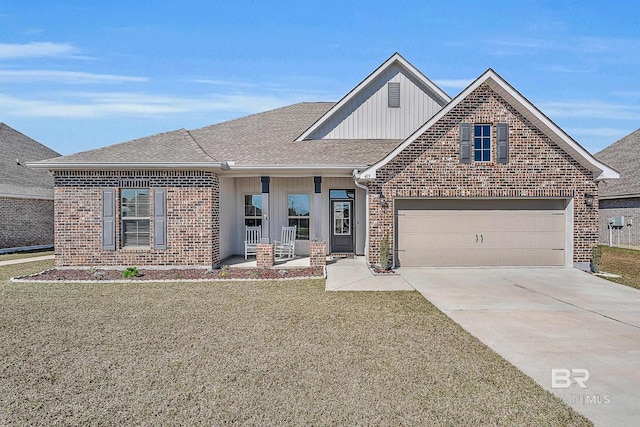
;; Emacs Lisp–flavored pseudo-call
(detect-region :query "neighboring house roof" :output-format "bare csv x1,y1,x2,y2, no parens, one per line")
595,128,640,198
296,52,451,141
30,102,402,173
0,123,60,199
359,69,619,181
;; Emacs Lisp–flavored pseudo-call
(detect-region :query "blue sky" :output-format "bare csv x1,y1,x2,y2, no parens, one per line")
1,0,639,155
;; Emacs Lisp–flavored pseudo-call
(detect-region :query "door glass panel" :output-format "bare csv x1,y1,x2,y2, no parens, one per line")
329,189,355,199
333,202,351,235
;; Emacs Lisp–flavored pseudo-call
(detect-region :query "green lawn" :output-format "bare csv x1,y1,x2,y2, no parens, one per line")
0,261,590,426
598,245,640,290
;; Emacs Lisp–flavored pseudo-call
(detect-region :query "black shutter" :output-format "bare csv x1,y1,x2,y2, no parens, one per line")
496,123,509,164
102,189,116,250
153,188,167,250
459,123,471,163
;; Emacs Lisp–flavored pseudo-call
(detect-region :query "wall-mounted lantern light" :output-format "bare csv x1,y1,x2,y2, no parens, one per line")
584,193,594,207
379,192,388,208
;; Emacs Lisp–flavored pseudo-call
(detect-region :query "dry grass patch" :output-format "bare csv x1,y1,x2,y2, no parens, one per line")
598,245,640,290
0,262,590,426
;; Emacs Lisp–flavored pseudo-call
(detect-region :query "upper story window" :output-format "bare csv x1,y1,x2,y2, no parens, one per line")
121,189,150,247
474,124,491,162
244,194,262,227
288,194,310,240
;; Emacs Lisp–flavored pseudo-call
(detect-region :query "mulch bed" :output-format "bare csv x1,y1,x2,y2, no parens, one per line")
16,266,324,282
369,264,397,275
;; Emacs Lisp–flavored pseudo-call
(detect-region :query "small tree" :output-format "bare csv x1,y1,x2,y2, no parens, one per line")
380,234,390,270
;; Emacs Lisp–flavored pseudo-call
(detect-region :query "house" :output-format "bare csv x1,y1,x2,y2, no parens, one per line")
595,129,640,248
29,53,618,270
0,123,60,250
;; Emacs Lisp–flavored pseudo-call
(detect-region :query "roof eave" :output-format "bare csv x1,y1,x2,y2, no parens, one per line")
600,193,640,200
26,162,229,171
220,164,365,177
0,193,54,201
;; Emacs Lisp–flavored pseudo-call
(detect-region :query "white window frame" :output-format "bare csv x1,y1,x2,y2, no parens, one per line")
287,193,310,241
121,188,150,247
244,194,263,227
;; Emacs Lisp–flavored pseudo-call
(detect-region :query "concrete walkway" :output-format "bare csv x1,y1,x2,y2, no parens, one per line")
400,267,640,427
325,256,413,291
0,254,54,266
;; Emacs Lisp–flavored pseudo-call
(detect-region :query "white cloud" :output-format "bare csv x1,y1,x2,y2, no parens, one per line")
0,42,79,59
566,127,630,138
190,79,259,88
484,35,640,64
189,78,335,98
0,91,304,118
611,90,640,98
483,37,561,55
0,69,147,84
433,79,472,89
538,100,640,121
540,65,594,74
23,28,45,36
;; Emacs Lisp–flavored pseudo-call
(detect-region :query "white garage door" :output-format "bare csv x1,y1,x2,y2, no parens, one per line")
396,199,567,267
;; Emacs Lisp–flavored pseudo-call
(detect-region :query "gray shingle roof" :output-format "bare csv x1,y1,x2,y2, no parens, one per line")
31,102,402,170
0,123,60,198
35,128,216,165
190,102,400,166
595,129,640,197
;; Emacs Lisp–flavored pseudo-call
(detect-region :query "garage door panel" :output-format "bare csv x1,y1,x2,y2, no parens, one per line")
398,230,476,250
396,202,567,267
399,249,479,267
399,248,565,267
481,231,565,249
398,212,477,232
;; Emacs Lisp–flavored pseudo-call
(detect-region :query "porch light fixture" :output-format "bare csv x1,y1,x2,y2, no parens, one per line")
379,192,388,208
584,193,594,207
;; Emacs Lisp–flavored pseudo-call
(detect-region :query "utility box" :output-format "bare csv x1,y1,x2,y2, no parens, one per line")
609,216,625,227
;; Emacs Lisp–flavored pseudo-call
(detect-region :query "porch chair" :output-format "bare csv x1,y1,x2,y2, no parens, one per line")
274,225,296,259
244,226,262,259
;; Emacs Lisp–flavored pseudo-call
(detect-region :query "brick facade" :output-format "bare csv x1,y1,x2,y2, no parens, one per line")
0,197,54,249
309,241,327,267
367,84,598,266
598,198,640,247
54,170,220,267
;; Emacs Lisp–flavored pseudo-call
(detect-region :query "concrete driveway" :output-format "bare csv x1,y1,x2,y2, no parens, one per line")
400,267,640,427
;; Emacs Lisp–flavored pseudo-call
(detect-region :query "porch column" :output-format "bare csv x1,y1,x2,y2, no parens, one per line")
313,176,322,240
261,176,270,240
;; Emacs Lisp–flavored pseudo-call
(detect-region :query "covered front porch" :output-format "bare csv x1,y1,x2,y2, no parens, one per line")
218,175,367,260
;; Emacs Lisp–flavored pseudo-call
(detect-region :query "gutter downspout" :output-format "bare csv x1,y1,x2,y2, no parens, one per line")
352,169,369,264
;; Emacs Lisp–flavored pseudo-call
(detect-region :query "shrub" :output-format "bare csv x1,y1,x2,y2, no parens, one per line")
591,246,603,273
380,234,390,270
122,267,139,279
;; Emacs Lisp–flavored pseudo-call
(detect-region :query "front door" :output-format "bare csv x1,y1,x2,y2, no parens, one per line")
331,199,354,253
